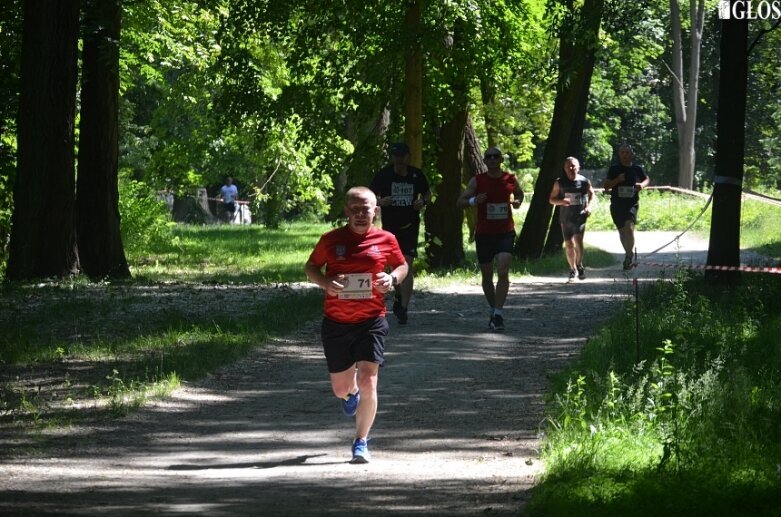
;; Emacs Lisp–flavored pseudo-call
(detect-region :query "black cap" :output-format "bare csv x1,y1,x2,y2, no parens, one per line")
390,142,410,156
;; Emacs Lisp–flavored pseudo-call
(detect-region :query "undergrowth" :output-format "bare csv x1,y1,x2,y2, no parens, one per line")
529,272,781,516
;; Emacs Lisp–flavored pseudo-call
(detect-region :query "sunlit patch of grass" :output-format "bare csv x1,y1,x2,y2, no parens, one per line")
530,273,781,515
131,222,332,283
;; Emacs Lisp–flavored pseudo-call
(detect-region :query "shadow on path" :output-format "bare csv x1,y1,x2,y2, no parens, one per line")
0,232,722,516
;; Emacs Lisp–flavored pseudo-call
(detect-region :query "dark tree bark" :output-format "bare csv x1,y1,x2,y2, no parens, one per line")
7,0,81,280
404,0,423,167
77,0,130,279
330,106,390,220
543,64,593,256
480,78,498,149
515,0,603,259
425,107,468,268
462,114,484,243
706,9,748,283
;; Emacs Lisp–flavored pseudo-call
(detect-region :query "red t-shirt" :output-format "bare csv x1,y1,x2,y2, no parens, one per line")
476,171,518,234
308,225,406,324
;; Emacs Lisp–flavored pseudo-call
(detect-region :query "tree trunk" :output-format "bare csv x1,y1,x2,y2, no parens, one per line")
425,108,467,268
671,0,705,190
462,114,483,242
404,0,423,168
543,55,593,256
77,0,130,279
480,78,498,149
330,106,390,220
7,0,81,280
706,8,747,284
515,0,603,259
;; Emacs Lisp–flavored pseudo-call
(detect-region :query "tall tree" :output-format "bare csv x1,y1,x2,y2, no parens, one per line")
669,0,705,189
515,0,604,259
424,16,470,268
706,3,748,283
77,0,130,279
7,0,81,280
404,0,424,168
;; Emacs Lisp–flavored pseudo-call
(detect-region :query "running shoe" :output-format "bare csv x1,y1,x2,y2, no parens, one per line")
577,265,586,280
342,391,360,417
492,314,505,331
350,438,370,464
623,256,633,270
568,269,576,282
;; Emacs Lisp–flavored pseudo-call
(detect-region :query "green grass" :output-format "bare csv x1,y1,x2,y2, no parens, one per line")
584,189,781,260
0,223,328,426
131,222,334,283
528,273,781,516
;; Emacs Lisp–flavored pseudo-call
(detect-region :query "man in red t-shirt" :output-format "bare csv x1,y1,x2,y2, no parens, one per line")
305,186,408,464
457,147,524,331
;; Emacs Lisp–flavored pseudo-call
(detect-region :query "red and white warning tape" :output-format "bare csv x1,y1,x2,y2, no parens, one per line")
633,261,781,274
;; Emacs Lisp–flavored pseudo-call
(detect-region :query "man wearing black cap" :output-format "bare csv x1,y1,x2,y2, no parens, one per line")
369,142,432,324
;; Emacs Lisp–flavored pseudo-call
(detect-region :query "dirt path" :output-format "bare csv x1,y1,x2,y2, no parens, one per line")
0,231,759,515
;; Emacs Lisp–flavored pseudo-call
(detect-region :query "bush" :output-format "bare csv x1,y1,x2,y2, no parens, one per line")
118,172,175,256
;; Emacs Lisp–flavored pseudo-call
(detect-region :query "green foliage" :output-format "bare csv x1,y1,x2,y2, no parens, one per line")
0,222,326,427
0,0,21,276
532,273,781,515
118,173,175,257
131,222,331,283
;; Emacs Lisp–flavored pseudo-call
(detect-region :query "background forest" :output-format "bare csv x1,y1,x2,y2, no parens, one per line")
0,0,780,277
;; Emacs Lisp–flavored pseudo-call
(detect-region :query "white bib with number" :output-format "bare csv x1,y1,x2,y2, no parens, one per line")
391,182,414,206
564,192,583,205
617,186,635,198
486,203,509,220
338,273,373,299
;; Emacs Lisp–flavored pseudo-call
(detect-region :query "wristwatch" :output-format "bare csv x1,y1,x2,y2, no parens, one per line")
390,274,398,287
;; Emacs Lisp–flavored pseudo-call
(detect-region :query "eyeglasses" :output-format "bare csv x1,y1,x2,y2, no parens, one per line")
484,154,501,159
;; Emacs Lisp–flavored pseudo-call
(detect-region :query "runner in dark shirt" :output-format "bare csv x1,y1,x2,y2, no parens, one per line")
549,157,595,282
369,142,431,324
603,144,650,270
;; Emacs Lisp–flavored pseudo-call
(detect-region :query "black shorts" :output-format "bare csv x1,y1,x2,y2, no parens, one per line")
561,212,588,240
321,316,389,373
384,223,420,258
610,204,638,229
224,202,236,214
475,231,515,264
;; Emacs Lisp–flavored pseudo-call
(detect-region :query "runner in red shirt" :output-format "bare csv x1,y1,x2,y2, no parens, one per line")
457,147,524,331
305,186,408,464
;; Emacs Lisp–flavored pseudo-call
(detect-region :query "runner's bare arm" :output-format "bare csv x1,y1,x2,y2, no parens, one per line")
305,261,345,296
457,177,482,209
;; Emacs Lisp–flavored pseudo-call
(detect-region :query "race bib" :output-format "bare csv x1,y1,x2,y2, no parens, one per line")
617,186,635,198
338,273,373,300
486,203,509,220
564,192,583,205
391,182,414,206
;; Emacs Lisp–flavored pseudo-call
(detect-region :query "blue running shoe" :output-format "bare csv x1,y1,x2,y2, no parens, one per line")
350,438,370,464
342,391,360,417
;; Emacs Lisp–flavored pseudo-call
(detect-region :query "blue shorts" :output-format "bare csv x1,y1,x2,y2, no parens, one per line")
321,316,389,373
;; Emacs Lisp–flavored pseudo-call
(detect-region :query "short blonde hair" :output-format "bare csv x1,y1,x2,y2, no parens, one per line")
345,186,377,206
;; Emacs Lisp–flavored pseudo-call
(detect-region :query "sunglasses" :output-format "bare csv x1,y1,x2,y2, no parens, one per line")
484,153,501,159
